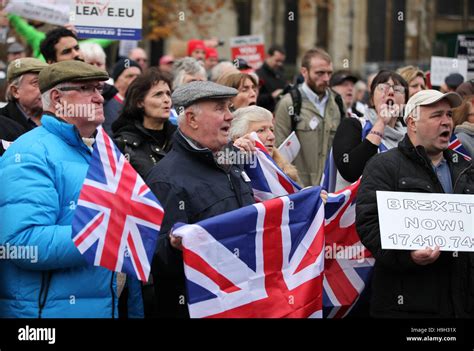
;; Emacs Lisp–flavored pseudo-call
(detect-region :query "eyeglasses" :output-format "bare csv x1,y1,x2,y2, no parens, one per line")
58,84,104,95
376,83,405,95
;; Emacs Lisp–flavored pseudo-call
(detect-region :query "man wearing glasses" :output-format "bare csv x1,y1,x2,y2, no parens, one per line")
0,61,144,318
274,47,342,187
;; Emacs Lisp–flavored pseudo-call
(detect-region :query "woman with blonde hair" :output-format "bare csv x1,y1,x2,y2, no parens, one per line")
396,65,426,98
230,105,300,183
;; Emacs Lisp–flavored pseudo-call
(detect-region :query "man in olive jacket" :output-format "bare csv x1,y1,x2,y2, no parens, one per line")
274,48,342,187
356,90,474,318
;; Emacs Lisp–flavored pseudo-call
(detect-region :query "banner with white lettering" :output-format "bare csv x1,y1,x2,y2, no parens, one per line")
72,0,142,40
376,191,474,252
456,34,474,80
230,35,265,69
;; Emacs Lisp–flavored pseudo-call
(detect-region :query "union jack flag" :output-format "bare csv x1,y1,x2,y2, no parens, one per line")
244,138,374,318
173,186,325,318
244,132,301,201
321,118,387,193
71,127,164,282
323,179,374,318
449,134,471,161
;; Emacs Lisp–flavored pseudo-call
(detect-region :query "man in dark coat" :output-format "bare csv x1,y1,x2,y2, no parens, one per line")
147,81,256,318
356,89,474,318
255,45,287,112
1,58,48,132
0,116,24,155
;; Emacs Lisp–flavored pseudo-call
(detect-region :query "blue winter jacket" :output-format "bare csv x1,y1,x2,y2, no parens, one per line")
0,115,143,318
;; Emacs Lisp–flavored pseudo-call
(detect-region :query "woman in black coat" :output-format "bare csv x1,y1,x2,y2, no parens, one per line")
330,70,409,191
112,68,176,179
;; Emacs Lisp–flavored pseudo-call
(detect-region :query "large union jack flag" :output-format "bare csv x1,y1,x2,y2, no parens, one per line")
173,186,325,318
323,179,374,318
244,132,301,202
71,127,164,282
242,140,374,318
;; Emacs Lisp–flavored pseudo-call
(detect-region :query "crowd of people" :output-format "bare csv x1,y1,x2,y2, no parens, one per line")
0,17,473,319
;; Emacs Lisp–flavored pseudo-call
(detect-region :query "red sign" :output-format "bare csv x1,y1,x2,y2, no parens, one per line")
230,35,265,70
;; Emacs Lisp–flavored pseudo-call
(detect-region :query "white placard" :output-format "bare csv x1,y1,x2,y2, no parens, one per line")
5,0,72,26
277,131,300,163
430,56,468,87
73,0,142,40
376,191,474,252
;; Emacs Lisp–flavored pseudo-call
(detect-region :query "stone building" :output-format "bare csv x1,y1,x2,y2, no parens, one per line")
152,0,473,78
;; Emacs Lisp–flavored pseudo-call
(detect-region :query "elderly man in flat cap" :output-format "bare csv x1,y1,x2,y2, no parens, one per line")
0,60,144,318
0,58,48,135
147,80,256,318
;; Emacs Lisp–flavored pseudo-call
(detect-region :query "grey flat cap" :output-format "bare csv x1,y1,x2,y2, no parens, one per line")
7,42,25,54
172,81,238,110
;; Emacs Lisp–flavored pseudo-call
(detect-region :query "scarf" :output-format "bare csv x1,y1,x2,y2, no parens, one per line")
366,108,406,149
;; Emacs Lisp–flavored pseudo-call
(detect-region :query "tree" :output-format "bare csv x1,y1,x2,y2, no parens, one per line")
144,0,226,41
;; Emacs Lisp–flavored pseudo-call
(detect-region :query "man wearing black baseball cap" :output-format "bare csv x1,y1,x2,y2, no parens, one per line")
147,81,256,318
103,58,142,134
330,70,361,116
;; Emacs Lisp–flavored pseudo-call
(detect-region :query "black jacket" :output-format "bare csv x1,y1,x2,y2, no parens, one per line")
256,62,287,112
0,102,36,132
113,120,176,179
333,117,380,182
0,115,26,155
146,130,255,318
356,134,474,318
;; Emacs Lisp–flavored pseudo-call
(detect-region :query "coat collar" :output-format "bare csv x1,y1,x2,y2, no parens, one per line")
398,134,471,174
41,113,92,154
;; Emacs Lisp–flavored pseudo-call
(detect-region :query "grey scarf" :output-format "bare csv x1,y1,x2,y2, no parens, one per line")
366,108,406,149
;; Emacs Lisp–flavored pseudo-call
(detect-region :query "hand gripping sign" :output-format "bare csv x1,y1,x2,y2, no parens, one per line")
377,191,474,252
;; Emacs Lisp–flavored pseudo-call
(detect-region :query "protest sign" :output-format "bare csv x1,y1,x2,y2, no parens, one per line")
5,0,71,26
73,0,142,40
230,35,265,69
456,34,474,80
430,56,468,87
377,191,474,252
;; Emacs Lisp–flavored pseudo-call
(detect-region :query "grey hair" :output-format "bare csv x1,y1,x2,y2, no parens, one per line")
210,61,237,82
79,42,106,65
5,75,24,102
230,106,273,140
178,103,202,126
172,57,206,89
41,82,69,111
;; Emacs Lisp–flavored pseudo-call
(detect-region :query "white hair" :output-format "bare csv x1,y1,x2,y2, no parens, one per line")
5,75,23,102
178,103,202,126
230,106,273,140
79,42,106,65
172,57,206,89
210,61,238,82
41,82,68,111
